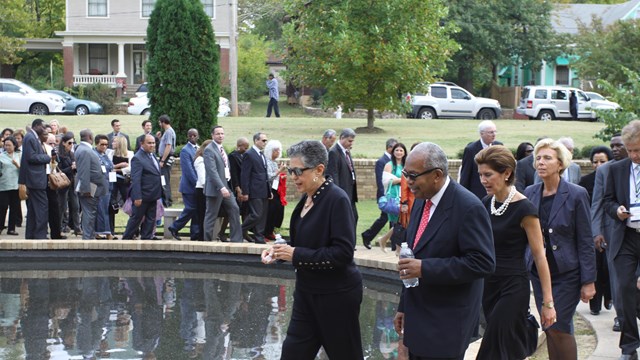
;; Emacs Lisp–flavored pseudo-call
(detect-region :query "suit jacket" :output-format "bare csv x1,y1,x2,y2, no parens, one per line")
228,150,243,191
525,178,596,284
18,130,51,189
178,142,198,195
74,143,109,198
459,140,502,199
203,142,231,197
375,153,390,199
603,158,638,260
579,170,596,200
107,132,131,150
135,133,160,155
563,162,582,184
240,147,269,199
591,160,617,261
515,154,535,193
129,149,162,202
398,180,495,358
327,145,358,203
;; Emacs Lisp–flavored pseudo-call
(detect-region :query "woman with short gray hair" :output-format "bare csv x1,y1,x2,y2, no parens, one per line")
261,140,363,359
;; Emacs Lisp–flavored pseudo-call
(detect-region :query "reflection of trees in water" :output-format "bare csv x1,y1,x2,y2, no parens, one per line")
3,272,399,359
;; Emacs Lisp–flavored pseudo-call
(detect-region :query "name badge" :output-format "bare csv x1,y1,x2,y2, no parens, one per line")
46,164,51,175
272,178,279,190
101,165,107,173
225,168,231,181
630,203,640,223
161,175,166,187
108,172,117,183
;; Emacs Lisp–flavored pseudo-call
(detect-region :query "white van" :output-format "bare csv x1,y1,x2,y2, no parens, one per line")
516,85,619,121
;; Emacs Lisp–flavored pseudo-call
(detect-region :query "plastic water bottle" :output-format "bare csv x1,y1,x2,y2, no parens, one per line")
265,234,287,262
399,242,419,288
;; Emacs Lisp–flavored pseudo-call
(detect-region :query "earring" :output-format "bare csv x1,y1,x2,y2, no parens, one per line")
313,177,318,182
505,177,509,181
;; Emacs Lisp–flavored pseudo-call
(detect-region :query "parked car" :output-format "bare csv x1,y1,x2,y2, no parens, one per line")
407,82,502,120
516,86,620,121
43,90,104,115
585,91,620,110
0,78,65,115
135,82,148,97
127,94,231,117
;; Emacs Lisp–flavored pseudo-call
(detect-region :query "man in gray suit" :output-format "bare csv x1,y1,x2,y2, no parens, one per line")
558,137,582,184
203,126,242,242
75,129,109,240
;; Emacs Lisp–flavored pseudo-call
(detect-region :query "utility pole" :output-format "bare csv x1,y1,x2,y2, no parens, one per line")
229,0,238,117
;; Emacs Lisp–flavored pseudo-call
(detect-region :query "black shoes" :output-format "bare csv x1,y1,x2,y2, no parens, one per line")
361,233,372,249
619,352,638,360
590,310,600,315
6,230,18,236
613,317,621,332
169,227,181,241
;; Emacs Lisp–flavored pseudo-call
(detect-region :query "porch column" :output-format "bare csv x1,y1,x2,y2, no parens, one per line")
116,42,127,98
62,41,74,87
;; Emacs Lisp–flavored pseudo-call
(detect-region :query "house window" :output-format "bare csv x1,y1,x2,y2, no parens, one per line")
142,0,156,17
556,66,570,85
202,0,214,17
89,44,108,75
88,0,107,17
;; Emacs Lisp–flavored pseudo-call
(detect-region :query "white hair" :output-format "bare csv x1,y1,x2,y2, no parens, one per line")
264,140,283,160
478,120,496,133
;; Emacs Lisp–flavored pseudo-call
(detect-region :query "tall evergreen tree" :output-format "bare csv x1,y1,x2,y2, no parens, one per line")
146,0,219,138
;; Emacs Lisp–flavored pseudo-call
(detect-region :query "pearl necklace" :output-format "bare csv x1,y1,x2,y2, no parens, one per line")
491,186,516,216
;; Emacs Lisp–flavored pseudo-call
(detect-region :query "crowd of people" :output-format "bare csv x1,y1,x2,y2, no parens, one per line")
2,115,639,359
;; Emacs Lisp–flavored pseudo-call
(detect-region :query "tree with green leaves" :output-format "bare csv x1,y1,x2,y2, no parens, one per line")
146,0,219,138
282,0,457,129
237,33,269,101
594,67,640,142
445,0,559,93
574,18,640,87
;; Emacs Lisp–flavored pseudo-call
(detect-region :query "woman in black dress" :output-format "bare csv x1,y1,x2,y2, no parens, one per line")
261,140,363,359
474,145,556,359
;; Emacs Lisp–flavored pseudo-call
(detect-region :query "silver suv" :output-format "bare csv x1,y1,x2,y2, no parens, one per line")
516,85,619,121
408,83,502,120
0,78,65,115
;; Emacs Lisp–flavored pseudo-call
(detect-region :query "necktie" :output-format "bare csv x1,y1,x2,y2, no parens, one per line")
150,153,159,171
413,200,433,249
220,145,228,167
345,150,353,172
634,165,640,199
260,150,267,168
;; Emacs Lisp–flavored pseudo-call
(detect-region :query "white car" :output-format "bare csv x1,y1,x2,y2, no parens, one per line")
0,78,65,115
585,91,620,110
127,94,231,117
408,82,502,120
517,86,620,121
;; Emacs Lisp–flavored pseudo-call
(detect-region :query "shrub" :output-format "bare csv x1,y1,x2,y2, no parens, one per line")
83,83,118,115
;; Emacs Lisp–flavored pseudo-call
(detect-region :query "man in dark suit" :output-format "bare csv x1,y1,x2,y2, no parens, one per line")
75,129,109,240
18,119,51,239
107,119,130,150
229,137,250,220
459,120,502,199
122,135,163,240
203,126,243,243
168,129,199,240
394,142,495,360
592,134,628,332
327,128,359,228
240,132,270,244
134,120,160,154
516,137,550,192
603,120,640,360
361,138,397,249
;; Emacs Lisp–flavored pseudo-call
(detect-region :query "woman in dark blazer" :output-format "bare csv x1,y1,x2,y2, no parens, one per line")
524,138,596,360
261,140,363,360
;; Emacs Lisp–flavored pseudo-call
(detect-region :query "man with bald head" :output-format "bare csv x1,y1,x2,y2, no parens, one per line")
168,129,199,240
394,142,495,359
122,134,163,240
75,129,109,240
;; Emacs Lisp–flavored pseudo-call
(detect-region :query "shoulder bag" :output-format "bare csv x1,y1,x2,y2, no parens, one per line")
377,180,400,216
49,165,71,190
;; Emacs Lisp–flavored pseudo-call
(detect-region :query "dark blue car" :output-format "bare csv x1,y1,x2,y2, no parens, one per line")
44,90,104,115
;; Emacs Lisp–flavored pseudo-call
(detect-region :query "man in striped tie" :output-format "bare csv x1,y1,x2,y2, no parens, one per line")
394,142,495,360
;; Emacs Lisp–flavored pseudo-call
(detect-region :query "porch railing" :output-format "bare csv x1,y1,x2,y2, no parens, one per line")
73,75,117,87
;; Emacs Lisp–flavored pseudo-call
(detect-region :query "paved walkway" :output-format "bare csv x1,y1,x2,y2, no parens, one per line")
0,225,623,359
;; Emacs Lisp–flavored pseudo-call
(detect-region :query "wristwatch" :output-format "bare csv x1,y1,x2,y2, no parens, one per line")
543,301,554,309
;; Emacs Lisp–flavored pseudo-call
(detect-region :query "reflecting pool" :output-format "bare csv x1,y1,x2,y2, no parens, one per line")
0,261,401,359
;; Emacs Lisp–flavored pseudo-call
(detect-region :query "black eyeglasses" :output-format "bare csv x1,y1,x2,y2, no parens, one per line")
402,167,441,181
261,139,268,143
287,167,311,176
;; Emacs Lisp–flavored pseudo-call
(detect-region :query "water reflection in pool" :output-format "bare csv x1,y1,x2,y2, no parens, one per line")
0,267,400,359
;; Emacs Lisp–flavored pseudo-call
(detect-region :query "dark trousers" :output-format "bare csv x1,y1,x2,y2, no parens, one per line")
78,194,98,240
196,188,206,241
47,188,62,239
362,210,388,241
281,286,363,360
241,198,268,242
590,249,611,312
265,189,284,237
122,200,157,240
616,229,640,355
25,187,48,239
351,201,359,228
161,165,172,207
0,190,20,232
266,97,280,117
171,192,199,239
59,185,81,233
409,353,464,360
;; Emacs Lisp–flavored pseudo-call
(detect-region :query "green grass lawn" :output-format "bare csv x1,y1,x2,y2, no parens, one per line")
0,111,607,158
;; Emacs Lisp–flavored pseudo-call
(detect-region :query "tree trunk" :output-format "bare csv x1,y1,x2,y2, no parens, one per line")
457,64,474,93
367,108,375,129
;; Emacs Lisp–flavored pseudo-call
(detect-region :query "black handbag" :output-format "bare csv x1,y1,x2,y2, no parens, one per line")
524,309,540,356
390,223,406,246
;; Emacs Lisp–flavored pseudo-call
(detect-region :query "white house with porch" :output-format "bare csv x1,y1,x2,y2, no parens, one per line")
55,0,233,92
